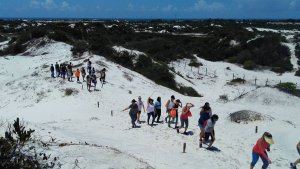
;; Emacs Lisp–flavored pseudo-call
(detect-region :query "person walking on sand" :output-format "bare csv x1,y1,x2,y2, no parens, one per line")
198,102,212,142
290,141,300,169
169,99,182,128
199,114,218,148
177,103,194,134
165,95,175,124
81,67,86,82
100,68,106,84
137,96,145,124
92,74,97,90
50,64,55,78
55,62,60,77
250,132,274,169
122,99,139,128
154,97,162,123
86,75,91,91
146,98,155,126
75,69,80,82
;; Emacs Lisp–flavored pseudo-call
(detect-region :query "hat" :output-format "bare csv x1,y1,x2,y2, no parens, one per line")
264,133,274,144
131,99,137,103
171,95,175,99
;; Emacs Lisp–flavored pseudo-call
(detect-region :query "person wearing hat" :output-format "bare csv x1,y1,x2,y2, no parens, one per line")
250,132,274,169
122,99,139,128
165,95,175,126
290,141,300,169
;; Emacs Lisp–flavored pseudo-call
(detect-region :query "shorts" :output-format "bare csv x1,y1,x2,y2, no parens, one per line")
204,132,214,142
137,111,141,114
180,118,189,128
297,147,300,155
198,120,207,129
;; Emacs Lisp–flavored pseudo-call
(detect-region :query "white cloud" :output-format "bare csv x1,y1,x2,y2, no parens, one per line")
289,0,297,8
128,3,134,10
162,5,177,12
30,0,77,11
193,0,224,11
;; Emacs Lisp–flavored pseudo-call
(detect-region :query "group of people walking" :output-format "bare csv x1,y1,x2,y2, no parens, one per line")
122,95,300,169
50,59,107,92
122,95,218,148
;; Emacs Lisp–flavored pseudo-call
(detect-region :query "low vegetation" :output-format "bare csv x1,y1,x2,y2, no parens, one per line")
0,118,60,169
0,19,297,96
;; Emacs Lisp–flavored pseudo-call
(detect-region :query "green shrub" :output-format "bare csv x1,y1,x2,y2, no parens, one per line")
295,70,300,77
243,60,256,70
178,86,201,97
188,58,202,67
276,82,297,93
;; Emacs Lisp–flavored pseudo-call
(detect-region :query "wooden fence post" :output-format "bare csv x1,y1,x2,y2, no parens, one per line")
243,75,245,84
255,126,258,133
97,102,99,108
255,77,257,85
232,74,235,80
82,85,83,90
265,79,268,86
183,143,186,153
205,68,207,76
198,67,200,74
111,110,113,116
191,66,192,71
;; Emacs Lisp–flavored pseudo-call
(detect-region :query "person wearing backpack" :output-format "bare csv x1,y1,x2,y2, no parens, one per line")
55,62,60,77
170,99,182,128
146,98,155,126
137,96,145,124
81,67,86,82
154,97,162,123
165,95,175,125
75,69,80,82
50,64,55,78
122,99,139,128
177,103,194,134
290,141,300,169
198,102,212,142
200,114,219,148
250,132,274,169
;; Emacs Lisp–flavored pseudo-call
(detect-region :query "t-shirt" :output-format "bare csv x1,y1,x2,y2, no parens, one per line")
147,103,155,113
137,100,144,111
199,111,210,124
167,100,174,110
154,101,161,110
205,119,216,133
129,103,138,115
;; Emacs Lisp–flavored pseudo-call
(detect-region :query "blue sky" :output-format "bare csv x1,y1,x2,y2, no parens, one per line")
0,0,299,19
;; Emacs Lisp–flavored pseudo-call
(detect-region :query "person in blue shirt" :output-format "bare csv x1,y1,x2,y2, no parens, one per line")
154,97,162,123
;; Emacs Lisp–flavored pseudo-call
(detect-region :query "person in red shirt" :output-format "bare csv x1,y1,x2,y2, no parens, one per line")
250,132,274,169
177,103,194,134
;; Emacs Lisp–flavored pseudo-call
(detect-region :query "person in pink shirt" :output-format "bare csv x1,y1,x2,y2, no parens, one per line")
250,132,274,169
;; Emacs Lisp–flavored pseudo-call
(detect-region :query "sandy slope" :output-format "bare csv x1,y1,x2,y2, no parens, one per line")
0,41,300,169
